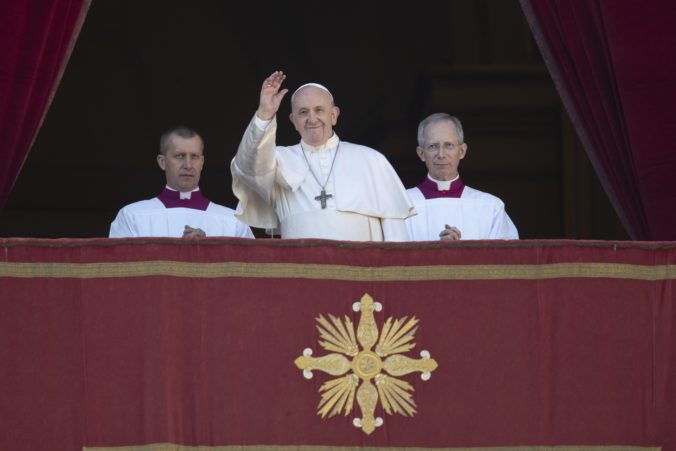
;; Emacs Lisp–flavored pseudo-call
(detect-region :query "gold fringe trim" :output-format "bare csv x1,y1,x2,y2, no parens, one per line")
1,261,675,281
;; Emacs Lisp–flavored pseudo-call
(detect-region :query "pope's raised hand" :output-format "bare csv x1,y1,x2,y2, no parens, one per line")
256,70,289,121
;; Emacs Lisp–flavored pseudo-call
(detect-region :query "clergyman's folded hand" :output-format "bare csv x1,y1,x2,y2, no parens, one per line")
183,225,206,239
439,224,462,241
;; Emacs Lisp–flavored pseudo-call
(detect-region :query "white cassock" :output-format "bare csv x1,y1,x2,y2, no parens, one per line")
406,182,519,241
231,115,415,241
109,188,254,238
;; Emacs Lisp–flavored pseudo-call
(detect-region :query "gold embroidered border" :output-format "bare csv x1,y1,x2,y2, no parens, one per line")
1,261,675,281
83,444,661,451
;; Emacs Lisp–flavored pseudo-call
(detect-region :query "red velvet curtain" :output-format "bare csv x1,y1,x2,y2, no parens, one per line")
0,0,90,213
520,0,676,241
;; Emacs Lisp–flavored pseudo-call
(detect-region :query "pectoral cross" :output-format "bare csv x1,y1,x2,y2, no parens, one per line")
314,189,333,209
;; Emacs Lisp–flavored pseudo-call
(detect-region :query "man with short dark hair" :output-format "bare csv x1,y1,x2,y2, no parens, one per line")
406,113,518,241
110,126,253,239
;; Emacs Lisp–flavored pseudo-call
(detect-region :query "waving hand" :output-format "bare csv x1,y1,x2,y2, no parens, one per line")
256,70,288,121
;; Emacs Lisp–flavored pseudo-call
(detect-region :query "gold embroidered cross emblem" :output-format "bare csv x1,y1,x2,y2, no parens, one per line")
294,293,438,434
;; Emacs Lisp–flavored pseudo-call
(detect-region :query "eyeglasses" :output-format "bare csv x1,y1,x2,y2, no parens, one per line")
423,142,461,153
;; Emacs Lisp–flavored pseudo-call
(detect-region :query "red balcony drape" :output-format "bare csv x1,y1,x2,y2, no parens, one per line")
1,237,675,450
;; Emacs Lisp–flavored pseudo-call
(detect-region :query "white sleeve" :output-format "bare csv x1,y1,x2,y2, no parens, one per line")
109,208,136,238
382,217,410,242
490,208,519,240
237,221,256,238
230,115,284,230
231,115,279,204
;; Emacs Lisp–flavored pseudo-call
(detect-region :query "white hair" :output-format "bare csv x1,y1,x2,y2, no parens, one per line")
291,82,334,104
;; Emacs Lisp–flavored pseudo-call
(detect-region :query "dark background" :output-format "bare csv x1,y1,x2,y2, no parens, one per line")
0,1,628,239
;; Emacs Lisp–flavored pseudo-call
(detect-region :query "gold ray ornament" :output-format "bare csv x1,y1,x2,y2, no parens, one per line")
294,293,438,435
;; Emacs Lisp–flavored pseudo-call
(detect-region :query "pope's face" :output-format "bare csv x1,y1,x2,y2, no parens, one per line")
416,120,467,181
289,87,340,146
157,134,204,192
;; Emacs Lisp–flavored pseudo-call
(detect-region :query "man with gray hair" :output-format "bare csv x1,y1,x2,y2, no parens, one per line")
231,70,414,241
406,113,518,240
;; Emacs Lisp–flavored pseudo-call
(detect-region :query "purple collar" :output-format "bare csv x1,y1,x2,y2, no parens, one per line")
157,187,210,210
417,177,465,199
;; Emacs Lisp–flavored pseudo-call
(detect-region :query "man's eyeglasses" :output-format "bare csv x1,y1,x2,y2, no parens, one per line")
424,142,461,153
